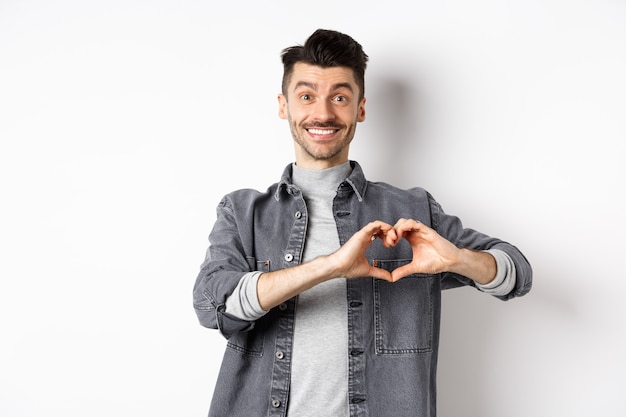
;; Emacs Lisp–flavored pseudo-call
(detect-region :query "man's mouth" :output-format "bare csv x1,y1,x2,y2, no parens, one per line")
307,128,338,135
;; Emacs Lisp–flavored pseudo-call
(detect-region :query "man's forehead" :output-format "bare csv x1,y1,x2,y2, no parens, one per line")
290,63,358,90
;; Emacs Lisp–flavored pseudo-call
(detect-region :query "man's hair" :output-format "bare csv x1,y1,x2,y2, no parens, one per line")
280,29,369,100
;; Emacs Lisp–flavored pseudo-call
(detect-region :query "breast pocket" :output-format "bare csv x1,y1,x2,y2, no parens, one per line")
225,258,271,357
373,259,435,355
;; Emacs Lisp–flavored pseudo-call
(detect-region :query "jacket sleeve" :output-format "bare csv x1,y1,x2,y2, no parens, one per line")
428,192,532,300
192,194,261,338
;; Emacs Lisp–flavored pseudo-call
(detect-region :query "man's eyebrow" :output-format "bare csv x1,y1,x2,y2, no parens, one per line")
293,81,354,92
332,82,354,92
293,81,317,91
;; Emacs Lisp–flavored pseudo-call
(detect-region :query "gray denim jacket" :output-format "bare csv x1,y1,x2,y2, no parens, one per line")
193,161,532,417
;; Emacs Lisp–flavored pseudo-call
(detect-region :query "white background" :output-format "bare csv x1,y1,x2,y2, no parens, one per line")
1,0,625,416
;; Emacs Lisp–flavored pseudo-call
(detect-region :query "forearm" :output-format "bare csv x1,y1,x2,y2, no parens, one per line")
256,255,339,311
449,248,497,286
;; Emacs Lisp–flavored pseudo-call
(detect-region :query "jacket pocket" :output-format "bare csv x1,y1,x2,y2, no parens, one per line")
373,259,435,355
225,259,272,357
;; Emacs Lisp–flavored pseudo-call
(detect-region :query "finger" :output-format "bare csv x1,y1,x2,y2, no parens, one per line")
363,220,394,242
390,264,414,282
369,267,393,282
379,227,398,247
394,218,423,239
373,222,399,247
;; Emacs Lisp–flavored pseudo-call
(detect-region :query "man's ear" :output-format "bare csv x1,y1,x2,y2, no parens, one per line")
357,97,366,122
278,94,288,120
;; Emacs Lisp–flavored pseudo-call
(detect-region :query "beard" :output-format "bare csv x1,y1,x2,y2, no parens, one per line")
288,117,357,161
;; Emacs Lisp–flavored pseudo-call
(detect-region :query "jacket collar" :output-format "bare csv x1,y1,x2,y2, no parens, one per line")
275,160,368,202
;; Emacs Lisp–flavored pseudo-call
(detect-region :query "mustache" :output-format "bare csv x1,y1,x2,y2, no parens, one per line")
303,122,345,129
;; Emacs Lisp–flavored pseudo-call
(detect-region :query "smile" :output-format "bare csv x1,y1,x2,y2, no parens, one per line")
307,128,338,135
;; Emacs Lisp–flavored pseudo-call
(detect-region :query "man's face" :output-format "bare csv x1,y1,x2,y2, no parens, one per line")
278,62,366,170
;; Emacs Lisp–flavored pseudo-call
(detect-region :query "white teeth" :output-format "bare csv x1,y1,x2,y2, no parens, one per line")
308,128,335,135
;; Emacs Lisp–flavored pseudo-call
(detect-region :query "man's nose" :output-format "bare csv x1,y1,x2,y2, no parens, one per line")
311,100,335,122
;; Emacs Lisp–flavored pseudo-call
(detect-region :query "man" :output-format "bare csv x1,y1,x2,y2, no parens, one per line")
193,29,532,417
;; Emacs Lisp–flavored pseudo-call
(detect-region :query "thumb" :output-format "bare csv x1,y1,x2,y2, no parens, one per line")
390,264,413,282
369,266,392,282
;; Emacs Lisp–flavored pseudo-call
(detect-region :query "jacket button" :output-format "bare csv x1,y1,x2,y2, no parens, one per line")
275,351,284,359
271,399,281,408
284,253,294,262
278,303,288,311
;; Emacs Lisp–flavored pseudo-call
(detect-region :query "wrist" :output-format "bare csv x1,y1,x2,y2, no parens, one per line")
313,254,342,282
450,249,497,285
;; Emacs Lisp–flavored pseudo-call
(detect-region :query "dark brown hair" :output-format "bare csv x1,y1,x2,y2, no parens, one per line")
280,29,369,100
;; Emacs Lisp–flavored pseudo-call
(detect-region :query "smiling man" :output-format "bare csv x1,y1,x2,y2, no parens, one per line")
278,62,364,169
193,29,532,417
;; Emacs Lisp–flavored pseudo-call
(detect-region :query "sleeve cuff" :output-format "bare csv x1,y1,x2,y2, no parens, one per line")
224,271,267,321
476,249,517,296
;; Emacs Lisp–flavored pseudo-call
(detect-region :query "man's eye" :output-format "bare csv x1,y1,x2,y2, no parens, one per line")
300,94,311,101
334,96,347,102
